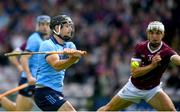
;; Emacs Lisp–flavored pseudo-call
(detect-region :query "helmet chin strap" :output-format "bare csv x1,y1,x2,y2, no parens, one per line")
53,25,61,36
53,25,65,41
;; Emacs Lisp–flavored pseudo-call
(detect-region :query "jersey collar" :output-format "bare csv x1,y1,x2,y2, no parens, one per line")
36,31,44,40
147,41,163,53
50,35,65,46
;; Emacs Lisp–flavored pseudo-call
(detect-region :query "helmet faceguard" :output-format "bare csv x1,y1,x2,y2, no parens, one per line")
50,15,74,41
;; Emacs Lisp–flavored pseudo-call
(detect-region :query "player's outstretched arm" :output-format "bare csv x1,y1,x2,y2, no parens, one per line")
8,48,23,73
20,54,36,85
46,54,80,71
8,55,23,73
46,48,86,71
170,54,180,65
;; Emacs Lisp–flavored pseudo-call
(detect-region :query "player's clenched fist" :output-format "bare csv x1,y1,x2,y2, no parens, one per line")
63,48,87,57
151,54,161,67
63,48,76,54
71,50,87,58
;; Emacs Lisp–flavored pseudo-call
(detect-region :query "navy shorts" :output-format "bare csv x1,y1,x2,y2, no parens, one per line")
18,77,35,97
34,87,66,111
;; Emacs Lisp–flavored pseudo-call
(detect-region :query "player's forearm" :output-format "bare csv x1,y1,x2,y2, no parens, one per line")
131,64,156,78
53,57,79,71
20,55,32,78
9,56,19,66
9,56,23,72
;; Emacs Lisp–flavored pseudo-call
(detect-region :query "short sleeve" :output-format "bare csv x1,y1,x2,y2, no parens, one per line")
167,49,177,57
25,33,40,52
133,44,141,58
66,42,77,50
39,41,55,59
160,48,177,60
131,44,142,64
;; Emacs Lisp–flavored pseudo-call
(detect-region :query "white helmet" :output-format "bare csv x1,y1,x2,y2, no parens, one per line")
147,21,165,32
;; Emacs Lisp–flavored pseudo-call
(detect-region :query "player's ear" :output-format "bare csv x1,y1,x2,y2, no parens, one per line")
55,25,61,32
162,32,165,37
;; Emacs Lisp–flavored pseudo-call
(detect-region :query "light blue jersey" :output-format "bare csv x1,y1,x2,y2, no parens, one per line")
21,32,44,78
36,36,76,92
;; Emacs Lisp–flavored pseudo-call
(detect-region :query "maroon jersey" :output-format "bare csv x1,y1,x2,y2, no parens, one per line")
20,42,27,51
131,41,177,90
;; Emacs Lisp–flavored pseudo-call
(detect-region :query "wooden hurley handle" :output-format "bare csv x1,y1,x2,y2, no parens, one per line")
4,50,87,57
0,83,29,99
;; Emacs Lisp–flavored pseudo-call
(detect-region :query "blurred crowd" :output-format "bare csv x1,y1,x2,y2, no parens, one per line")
0,0,180,110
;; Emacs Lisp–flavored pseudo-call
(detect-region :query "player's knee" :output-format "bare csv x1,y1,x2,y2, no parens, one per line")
165,106,176,111
97,106,106,111
157,104,176,111
97,104,111,111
